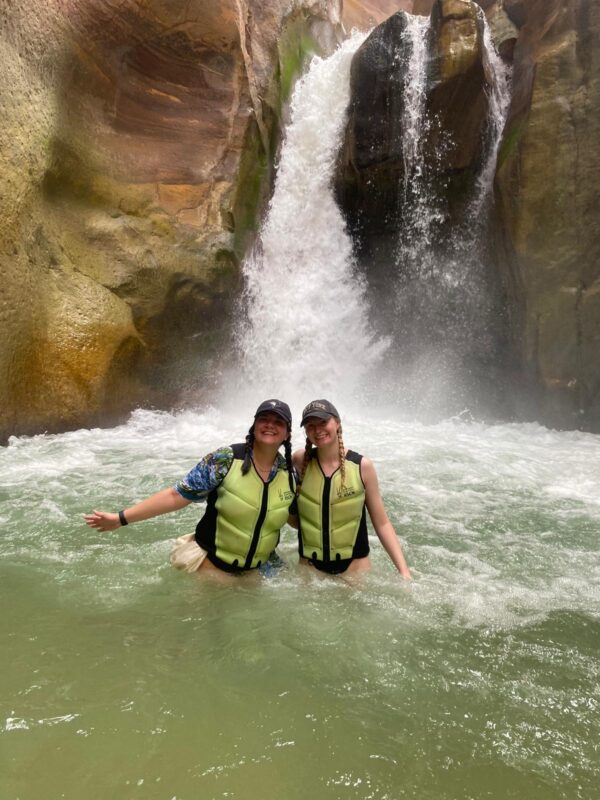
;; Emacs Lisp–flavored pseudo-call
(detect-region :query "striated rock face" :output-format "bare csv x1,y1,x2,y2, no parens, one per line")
342,0,414,30
496,0,600,429
0,0,343,440
413,0,495,15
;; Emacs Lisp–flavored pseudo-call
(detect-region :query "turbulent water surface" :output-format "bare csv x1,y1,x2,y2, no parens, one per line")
2,408,599,800
2,17,598,800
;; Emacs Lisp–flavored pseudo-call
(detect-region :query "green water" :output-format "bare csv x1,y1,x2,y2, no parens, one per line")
1,410,599,800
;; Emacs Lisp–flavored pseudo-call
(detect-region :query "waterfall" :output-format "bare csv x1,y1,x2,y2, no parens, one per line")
400,15,430,183
397,14,440,269
395,13,447,288
380,10,514,415
237,32,387,408
471,11,513,215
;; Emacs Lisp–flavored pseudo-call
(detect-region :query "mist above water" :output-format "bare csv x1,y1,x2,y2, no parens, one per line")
235,32,388,414
378,12,514,419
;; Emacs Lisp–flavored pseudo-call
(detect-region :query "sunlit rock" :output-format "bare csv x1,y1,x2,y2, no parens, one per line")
342,0,415,30
0,0,343,439
427,0,488,171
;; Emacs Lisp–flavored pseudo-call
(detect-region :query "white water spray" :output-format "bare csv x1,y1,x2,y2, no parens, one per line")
471,11,512,214
397,14,442,264
238,33,387,408
400,14,430,182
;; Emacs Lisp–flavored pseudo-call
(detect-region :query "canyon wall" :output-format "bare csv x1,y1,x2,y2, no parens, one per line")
0,0,344,440
496,0,600,429
334,0,600,429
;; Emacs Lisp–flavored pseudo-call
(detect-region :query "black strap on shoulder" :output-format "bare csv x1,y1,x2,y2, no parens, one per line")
345,450,362,465
230,442,246,459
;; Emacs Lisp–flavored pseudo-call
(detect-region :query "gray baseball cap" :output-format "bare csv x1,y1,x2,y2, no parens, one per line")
300,399,340,426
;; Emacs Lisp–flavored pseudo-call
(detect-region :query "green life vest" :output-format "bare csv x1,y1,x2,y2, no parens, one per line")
195,444,295,571
298,450,367,563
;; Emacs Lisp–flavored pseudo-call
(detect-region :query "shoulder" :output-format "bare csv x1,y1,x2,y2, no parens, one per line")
357,455,378,486
345,449,363,465
201,445,235,469
229,443,246,460
292,448,305,470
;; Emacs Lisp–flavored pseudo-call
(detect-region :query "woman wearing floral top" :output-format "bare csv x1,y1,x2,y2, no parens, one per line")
84,400,296,577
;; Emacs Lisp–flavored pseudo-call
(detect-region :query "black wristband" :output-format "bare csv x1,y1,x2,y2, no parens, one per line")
118,510,128,526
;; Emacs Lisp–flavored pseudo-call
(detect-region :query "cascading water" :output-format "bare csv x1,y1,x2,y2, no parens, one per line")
471,11,513,216
396,14,441,272
237,32,387,409
380,12,514,416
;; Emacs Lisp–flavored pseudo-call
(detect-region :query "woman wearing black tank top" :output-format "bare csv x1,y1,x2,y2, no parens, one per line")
292,399,411,579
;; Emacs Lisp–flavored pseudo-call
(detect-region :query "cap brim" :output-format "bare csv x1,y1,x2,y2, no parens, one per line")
255,410,291,424
301,411,334,426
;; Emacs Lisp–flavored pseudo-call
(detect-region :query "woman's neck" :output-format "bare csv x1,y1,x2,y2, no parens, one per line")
252,442,280,466
316,441,339,466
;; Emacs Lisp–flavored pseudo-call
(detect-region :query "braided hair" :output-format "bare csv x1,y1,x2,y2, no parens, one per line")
282,435,295,495
299,418,346,490
299,437,314,488
337,423,347,489
241,424,255,476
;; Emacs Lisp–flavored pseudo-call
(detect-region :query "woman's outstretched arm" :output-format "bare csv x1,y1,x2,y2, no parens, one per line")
84,488,191,532
362,457,412,580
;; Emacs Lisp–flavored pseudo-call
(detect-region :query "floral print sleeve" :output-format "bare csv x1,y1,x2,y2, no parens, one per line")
175,446,234,502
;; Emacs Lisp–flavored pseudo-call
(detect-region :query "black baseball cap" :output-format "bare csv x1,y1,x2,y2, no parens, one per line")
254,399,292,426
301,399,340,426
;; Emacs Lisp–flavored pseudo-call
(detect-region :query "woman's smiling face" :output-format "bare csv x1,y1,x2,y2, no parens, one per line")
304,415,339,447
254,412,288,446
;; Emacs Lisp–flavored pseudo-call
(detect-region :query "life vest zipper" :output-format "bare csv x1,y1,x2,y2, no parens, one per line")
322,476,331,561
244,482,269,569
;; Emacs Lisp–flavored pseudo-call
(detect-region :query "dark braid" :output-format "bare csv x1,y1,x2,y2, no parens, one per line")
241,425,255,475
282,435,295,494
299,436,314,488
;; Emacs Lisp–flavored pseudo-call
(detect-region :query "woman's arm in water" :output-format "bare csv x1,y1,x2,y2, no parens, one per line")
361,457,412,580
84,488,191,532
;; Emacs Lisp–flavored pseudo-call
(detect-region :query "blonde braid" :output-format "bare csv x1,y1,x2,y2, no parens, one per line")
337,424,346,489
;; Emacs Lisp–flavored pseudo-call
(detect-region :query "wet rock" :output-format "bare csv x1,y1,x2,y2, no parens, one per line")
427,0,488,170
502,0,529,29
342,0,415,30
496,0,600,429
486,5,519,60
335,0,489,240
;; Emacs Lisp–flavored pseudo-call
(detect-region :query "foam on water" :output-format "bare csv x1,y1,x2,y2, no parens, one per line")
2,411,599,798
2,408,599,627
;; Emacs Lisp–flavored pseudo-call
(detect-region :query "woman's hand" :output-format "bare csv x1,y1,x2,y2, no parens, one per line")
84,488,191,533
84,510,122,532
